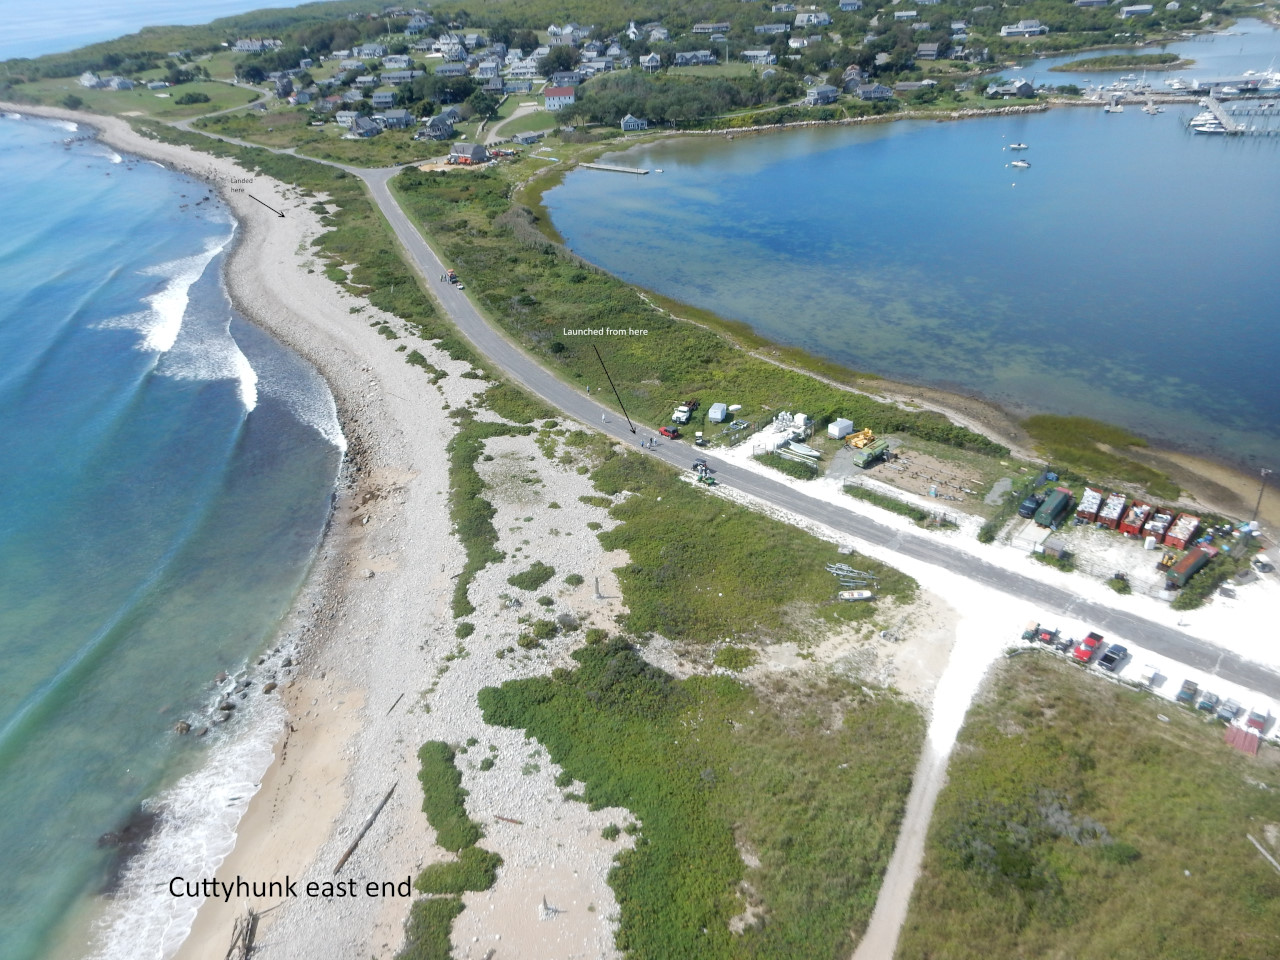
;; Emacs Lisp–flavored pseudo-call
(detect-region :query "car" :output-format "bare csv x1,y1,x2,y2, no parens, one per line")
1197,691,1220,712
1176,679,1198,705
693,458,708,470
1248,710,1269,732
1072,631,1104,664
1217,698,1242,722
1054,634,1076,653
1036,627,1059,646
659,425,680,439
1017,494,1044,519
1097,643,1127,672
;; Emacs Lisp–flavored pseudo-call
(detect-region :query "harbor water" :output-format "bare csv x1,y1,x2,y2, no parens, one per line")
545,21,1280,468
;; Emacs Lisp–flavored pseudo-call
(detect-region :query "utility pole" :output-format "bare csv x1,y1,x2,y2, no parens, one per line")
1252,467,1273,522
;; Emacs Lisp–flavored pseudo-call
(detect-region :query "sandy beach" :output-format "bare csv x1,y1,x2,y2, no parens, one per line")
5,100,1275,960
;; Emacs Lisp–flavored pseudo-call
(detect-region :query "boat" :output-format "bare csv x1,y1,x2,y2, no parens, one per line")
1009,142,1029,150
1192,121,1227,134
1011,159,1031,168
837,590,876,602
1220,85,1241,95
1104,101,1125,113
1120,73,1138,82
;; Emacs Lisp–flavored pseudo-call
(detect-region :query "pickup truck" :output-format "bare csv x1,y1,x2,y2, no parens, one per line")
1176,680,1198,706
1097,644,1127,672
1072,632,1104,664
1217,698,1242,722
1196,691,1220,713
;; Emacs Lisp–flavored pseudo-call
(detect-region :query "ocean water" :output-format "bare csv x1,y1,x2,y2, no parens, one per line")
2,0,314,62
545,21,1280,468
0,115,343,960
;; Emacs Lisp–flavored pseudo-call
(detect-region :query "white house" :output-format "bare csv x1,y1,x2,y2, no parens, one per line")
620,113,648,131
1000,19,1049,36
795,12,832,27
542,85,576,111
1120,3,1154,15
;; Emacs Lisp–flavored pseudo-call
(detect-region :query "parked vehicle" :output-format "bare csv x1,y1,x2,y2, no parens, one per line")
1139,664,1160,686
672,405,692,424
1176,680,1198,705
1196,691,1220,712
1248,710,1269,731
1098,644,1127,672
1018,493,1044,519
659,425,680,439
1035,487,1074,528
1217,698,1242,722
1072,631,1104,664
1036,626,1059,646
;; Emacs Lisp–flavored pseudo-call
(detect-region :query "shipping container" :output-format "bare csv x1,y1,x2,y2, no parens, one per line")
1098,492,1127,530
1076,487,1103,522
1165,513,1201,550
1165,546,1212,588
1034,487,1074,528
1119,500,1152,537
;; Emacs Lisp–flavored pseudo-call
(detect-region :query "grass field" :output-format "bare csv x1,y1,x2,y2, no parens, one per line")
896,655,1280,960
13,78,261,119
480,637,925,960
591,453,916,644
493,108,557,138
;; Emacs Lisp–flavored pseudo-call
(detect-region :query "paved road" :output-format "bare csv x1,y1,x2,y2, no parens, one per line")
162,120,1280,699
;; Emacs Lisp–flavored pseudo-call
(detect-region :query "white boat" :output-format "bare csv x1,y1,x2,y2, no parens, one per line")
1220,85,1241,95
1120,73,1138,82
1009,142,1029,150
1192,122,1227,134
837,590,876,602
1104,101,1125,113
1011,159,1031,168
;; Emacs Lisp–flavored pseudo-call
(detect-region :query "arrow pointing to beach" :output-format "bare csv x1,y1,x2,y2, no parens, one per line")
248,195,285,217
592,344,636,434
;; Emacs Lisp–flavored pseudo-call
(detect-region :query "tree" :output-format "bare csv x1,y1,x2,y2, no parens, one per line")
465,89,499,118
512,30,539,53
61,94,83,110
538,45,579,76
239,64,266,84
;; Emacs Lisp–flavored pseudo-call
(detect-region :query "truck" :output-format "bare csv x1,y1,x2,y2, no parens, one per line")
1176,679,1198,706
671,405,692,425
1034,487,1074,528
849,437,890,468
1165,546,1212,589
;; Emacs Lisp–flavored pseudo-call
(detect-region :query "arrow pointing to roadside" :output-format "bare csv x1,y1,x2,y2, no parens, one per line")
249,195,285,217
592,344,636,434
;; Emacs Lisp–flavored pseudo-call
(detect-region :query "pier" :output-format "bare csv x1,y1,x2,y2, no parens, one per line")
1193,96,1280,135
1201,96,1243,133
580,162,649,174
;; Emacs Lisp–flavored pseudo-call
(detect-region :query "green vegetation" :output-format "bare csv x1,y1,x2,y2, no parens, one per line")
392,167,1006,457
897,655,1280,960
455,622,475,639
1106,576,1132,595
1170,551,1251,611
845,484,956,528
1051,53,1189,72
481,382,555,424
711,646,758,671
396,897,464,960
755,451,818,480
591,453,915,643
400,741,500,960
507,560,556,591
563,573,585,586
1032,551,1075,573
1023,415,1177,501
602,823,622,841
406,350,447,383
448,413,534,617
561,71,803,126
414,846,503,895
479,637,924,959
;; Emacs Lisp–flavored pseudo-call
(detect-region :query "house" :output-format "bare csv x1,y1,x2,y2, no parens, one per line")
856,82,894,100
620,113,649,131
420,114,454,139
755,23,790,34
606,43,624,57
673,50,716,67
405,15,432,35
382,70,424,85
789,37,811,49
316,95,342,113
440,107,463,123
742,49,778,65
299,58,313,70
916,42,943,59
508,59,541,79
511,131,544,145
640,52,662,72
839,0,863,9
464,34,486,50
370,89,396,108
648,27,670,42
504,79,533,93
795,12,832,27
104,76,134,90
353,74,379,88
342,88,365,103
376,108,412,129
355,43,388,58
542,85,576,111
339,59,365,72
147,80,169,90
435,63,468,77
1073,0,1109,5
78,71,103,88
476,60,500,78
1120,3,1154,15
551,70,584,87
911,21,932,31
894,10,918,20
626,21,640,41
274,78,294,98
692,22,731,34
582,40,604,56
351,115,381,137
772,2,796,10
382,55,411,69
805,83,839,104
449,142,489,164
986,78,1035,97
1000,19,1049,37
894,80,933,93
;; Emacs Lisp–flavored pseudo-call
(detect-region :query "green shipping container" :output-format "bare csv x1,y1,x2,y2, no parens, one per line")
1034,487,1073,528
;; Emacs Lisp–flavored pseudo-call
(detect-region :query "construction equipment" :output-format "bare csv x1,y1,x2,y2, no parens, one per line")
846,428,877,449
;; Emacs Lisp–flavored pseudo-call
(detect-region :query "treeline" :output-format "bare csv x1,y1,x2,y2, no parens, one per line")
563,72,803,125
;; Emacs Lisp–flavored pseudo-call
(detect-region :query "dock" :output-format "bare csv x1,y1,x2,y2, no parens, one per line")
1194,96,1280,136
1201,96,1243,133
580,163,649,175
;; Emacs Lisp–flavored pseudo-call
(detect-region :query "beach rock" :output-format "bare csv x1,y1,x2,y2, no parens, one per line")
282,656,293,668
218,701,236,712
361,569,374,579
195,727,209,737
215,671,228,683
262,681,278,694
174,721,191,735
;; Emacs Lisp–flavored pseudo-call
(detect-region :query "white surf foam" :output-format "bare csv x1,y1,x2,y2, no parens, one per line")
244,325,348,451
52,119,78,132
158,318,260,413
100,235,229,353
86,692,286,960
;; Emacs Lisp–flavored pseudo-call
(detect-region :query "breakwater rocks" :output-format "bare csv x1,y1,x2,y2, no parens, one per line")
682,102,1053,139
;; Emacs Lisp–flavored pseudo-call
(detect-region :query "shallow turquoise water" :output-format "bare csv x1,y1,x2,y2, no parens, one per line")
545,22,1280,467
0,114,342,960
